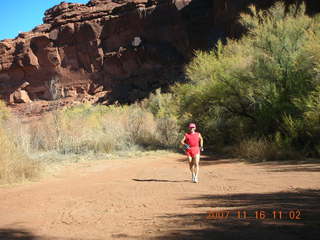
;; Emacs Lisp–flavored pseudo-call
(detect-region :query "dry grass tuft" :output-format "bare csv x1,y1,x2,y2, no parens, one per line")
235,138,280,161
235,138,302,161
0,113,40,184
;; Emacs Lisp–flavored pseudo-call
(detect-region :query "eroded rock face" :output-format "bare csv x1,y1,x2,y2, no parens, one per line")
0,0,319,107
0,0,189,106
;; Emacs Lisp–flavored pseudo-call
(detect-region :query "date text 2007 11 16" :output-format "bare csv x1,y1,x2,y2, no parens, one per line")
206,210,302,220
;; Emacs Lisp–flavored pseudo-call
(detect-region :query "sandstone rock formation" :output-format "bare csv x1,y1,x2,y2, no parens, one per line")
0,0,319,110
0,0,190,107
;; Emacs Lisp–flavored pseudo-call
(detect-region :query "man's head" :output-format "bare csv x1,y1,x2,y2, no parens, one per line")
189,123,196,132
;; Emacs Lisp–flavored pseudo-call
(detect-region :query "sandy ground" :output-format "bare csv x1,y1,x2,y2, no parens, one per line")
0,152,319,240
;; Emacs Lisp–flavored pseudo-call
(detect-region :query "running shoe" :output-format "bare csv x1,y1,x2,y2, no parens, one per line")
194,176,198,183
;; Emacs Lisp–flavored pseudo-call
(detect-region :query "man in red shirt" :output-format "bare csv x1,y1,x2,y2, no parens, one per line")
180,123,204,183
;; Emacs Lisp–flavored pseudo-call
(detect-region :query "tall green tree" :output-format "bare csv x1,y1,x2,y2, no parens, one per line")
173,2,320,156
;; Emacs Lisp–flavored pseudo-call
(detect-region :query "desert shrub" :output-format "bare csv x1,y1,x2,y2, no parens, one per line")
125,105,158,147
0,101,40,183
236,137,302,161
0,100,10,122
26,104,126,154
24,102,179,154
155,117,181,148
141,88,178,119
236,138,279,161
172,2,320,158
141,89,182,148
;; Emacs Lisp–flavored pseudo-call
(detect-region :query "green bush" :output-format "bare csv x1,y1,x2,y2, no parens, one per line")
172,2,320,158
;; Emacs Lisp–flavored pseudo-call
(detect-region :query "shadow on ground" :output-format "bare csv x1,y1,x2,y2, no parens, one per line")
0,228,39,240
180,154,320,172
261,165,320,173
177,154,239,167
149,189,320,240
0,228,102,240
251,159,320,172
132,179,189,183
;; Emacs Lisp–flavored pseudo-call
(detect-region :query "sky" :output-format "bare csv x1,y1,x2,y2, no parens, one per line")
0,0,89,40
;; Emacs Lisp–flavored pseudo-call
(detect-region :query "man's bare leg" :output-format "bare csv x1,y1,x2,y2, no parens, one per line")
188,156,195,181
194,154,200,182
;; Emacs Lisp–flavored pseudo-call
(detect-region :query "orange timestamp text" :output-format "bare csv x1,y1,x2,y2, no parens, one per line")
206,209,302,220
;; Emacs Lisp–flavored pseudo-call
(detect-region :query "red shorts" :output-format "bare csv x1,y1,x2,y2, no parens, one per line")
185,146,200,158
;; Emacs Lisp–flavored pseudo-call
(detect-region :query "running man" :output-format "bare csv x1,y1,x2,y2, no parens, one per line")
180,123,204,183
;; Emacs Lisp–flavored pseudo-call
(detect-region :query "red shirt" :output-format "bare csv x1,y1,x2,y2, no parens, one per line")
185,132,200,147
184,132,200,157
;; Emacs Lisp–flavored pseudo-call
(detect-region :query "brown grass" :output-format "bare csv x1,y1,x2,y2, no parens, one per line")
0,101,181,184
235,138,280,161
235,138,303,161
0,126,40,184
23,103,180,155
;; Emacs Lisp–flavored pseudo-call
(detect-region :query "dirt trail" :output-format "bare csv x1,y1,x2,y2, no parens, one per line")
0,153,319,240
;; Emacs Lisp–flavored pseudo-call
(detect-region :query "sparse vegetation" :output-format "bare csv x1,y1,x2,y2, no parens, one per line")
0,101,40,184
24,103,181,155
0,100,182,184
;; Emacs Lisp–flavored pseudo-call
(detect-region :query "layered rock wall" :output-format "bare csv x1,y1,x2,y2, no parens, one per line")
0,0,189,105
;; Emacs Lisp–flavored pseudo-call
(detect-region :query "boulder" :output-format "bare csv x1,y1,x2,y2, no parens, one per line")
64,88,77,97
11,89,32,104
